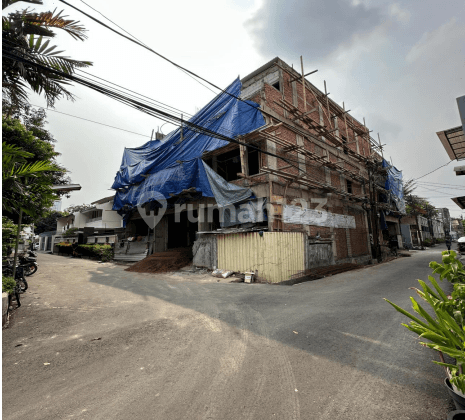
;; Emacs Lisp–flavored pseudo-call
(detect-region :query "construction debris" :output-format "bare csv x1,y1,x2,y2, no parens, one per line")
126,247,193,274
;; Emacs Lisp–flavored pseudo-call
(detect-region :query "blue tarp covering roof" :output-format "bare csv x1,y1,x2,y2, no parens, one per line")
112,78,265,214
382,159,406,214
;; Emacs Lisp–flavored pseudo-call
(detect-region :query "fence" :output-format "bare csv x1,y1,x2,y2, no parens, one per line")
217,231,305,283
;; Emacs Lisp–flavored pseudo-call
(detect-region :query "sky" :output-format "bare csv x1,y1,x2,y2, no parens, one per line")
3,0,465,216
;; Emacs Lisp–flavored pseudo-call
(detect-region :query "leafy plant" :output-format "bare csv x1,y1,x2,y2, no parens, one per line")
423,238,432,246
430,250,465,284
2,216,18,256
2,137,61,217
57,242,71,247
77,244,113,262
63,227,78,237
2,112,71,223
2,276,15,294
385,250,465,394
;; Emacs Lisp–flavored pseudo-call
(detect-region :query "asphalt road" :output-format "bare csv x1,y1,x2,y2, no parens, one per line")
2,246,455,420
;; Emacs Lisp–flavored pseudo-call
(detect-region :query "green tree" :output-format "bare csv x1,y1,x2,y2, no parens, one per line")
2,216,18,256
35,209,68,234
2,0,92,109
2,140,60,216
2,115,67,222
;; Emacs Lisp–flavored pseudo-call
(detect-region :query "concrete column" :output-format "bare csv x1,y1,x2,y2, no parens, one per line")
198,204,209,232
296,134,306,182
292,81,298,107
343,206,352,258
320,105,331,183
267,137,278,182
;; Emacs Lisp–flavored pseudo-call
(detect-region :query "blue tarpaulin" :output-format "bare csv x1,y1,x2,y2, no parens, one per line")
112,78,265,216
382,159,406,214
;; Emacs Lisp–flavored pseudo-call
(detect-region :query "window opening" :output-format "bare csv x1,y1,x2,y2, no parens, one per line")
247,146,260,176
216,149,241,181
346,180,353,194
272,81,280,91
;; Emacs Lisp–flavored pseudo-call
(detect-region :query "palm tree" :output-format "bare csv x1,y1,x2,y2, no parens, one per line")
402,178,417,197
2,0,92,109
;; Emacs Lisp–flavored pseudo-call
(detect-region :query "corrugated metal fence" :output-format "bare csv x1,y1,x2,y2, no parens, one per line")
217,232,305,283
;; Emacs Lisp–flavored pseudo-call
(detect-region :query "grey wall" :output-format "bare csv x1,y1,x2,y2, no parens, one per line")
306,241,333,270
193,234,217,270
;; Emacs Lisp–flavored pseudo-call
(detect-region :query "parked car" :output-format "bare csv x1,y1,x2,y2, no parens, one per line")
33,243,39,250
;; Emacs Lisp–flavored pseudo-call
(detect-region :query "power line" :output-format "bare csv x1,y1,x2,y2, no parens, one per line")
412,161,453,181
58,1,378,168
63,0,220,96
3,49,305,179
79,0,219,97
29,104,152,138
416,181,465,188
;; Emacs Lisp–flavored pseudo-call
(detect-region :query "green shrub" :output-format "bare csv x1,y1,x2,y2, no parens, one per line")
57,242,72,247
63,227,78,237
430,250,465,283
385,250,465,393
2,276,15,294
77,244,113,262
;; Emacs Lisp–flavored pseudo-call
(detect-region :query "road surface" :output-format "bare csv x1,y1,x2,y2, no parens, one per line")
2,246,454,419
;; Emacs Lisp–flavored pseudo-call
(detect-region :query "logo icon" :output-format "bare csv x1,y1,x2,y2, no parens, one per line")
137,191,167,229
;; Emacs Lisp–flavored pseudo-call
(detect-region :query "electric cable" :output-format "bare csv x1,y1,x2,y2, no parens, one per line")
412,161,453,181
28,104,152,138
3,49,304,176
80,0,219,96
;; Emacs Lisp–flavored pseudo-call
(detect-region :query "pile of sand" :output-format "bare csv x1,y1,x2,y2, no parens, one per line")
125,247,193,273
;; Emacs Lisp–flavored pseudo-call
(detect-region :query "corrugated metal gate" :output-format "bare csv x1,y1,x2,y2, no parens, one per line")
217,232,305,283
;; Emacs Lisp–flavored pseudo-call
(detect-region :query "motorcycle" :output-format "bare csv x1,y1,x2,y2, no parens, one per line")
18,250,38,276
2,263,28,294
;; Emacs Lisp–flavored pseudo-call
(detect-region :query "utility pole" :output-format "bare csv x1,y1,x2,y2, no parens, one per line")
368,164,381,261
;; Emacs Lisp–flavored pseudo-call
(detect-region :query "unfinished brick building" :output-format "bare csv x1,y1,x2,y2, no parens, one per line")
201,57,384,266
113,57,402,280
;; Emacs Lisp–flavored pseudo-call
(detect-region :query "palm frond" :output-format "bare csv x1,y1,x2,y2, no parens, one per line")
23,9,88,40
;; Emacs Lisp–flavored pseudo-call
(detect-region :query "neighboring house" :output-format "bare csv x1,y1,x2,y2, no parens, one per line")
51,195,123,253
436,95,464,211
451,218,464,239
437,208,451,236
38,231,55,252
111,58,405,280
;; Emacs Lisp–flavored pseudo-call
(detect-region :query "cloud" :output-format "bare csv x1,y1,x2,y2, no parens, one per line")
406,18,461,63
388,3,410,24
245,0,383,61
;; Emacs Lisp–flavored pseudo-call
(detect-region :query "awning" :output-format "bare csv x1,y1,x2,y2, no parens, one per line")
437,126,465,161
451,196,465,209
